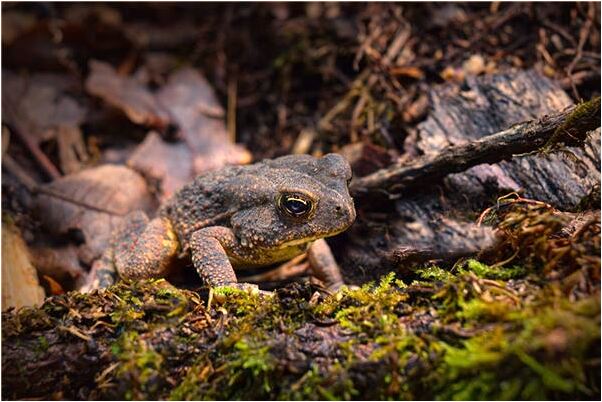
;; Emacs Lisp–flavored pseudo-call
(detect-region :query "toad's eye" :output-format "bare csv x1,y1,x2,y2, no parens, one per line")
278,193,314,218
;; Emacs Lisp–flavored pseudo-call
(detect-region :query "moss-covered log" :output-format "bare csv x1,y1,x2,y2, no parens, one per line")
3,202,600,400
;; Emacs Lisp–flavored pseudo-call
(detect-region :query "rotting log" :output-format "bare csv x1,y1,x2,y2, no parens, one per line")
340,70,601,283
350,96,600,196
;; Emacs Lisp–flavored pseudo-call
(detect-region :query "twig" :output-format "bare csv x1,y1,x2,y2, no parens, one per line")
318,70,370,132
476,192,553,226
10,124,61,180
227,76,237,143
541,20,578,47
565,2,595,99
560,70,597,89
350,97,600,196
2,154,38,192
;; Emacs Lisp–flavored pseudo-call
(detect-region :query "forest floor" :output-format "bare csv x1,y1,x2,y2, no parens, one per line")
1,3,600,400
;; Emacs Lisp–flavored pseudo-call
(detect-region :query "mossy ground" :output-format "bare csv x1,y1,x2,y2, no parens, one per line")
2,201,600,400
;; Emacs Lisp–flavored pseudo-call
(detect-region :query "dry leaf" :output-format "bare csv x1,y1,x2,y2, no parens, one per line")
2,71,86,142
29,243,86,287
2,71,89,173
34,164,156,264
156,67,252,174
2,220,46,310
85,60,170,128
339,142,393,177
42,275,65,296
127,131,193,200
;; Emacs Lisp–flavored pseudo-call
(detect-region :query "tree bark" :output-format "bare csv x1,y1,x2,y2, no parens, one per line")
340,70,601,283
350,97,600,196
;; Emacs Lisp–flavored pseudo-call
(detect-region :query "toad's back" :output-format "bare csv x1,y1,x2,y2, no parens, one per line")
158,165,246,248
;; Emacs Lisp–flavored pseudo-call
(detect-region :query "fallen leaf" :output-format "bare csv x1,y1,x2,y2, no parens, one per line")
2,71,86,142
339,142,393,177
42,275,65,296
463,54,486,76
156,67,252,174
88,63,251,191
127,131,193,200
2,220,46,309
85,60,170,128
2,71,89,173
29,243,87,287
33,164,156,264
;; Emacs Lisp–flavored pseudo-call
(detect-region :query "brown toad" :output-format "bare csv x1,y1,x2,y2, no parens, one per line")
89,154,356,291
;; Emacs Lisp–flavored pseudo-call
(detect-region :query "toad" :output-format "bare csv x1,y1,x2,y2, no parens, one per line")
88,154,356,291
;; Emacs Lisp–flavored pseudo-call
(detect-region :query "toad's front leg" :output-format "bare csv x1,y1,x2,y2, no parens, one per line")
190,226,258,289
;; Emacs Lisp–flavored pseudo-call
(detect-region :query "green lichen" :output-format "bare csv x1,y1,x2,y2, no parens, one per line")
36,335,49,350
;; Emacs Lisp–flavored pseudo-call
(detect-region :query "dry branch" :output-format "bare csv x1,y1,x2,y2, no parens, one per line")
350,96,601,196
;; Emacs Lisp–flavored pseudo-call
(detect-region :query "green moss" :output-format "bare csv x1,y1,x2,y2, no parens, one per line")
434,295,600,400
315,273,409,337
36,335,49,353
107,280,193,327
543,96,601,152
462,259,527,280
110,331,166,400
414,265,456,282
3,203,600,400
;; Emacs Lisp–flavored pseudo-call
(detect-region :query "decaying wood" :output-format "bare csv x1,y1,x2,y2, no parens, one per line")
350,96,600,196
340,70,601,283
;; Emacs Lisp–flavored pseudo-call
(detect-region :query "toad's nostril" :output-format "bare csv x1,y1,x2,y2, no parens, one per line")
335,206,341,212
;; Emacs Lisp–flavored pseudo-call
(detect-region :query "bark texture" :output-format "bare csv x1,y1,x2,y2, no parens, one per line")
341,70,601,283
